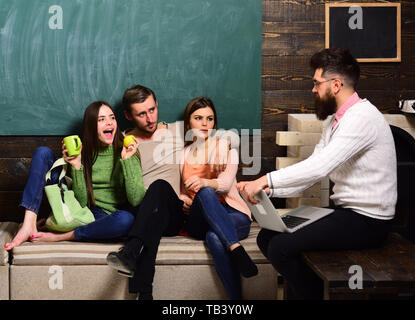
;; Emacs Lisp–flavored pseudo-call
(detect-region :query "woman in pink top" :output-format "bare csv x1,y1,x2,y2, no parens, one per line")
180,97,257,300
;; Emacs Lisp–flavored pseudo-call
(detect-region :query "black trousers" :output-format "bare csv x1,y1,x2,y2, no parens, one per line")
128,179,186,294
256,207,390,299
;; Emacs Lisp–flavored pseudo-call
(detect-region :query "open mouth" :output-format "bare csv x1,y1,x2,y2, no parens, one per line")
103,129,114,138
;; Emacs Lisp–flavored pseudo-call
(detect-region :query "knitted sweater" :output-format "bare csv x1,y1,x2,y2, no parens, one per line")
71,145,146,214
267,99,397,220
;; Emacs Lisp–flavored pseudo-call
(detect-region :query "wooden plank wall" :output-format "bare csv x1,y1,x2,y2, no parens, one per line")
0,137,63,222
1,0,415,221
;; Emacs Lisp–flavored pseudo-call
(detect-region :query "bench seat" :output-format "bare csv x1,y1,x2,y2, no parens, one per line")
1,222,278,300
0,222,19,300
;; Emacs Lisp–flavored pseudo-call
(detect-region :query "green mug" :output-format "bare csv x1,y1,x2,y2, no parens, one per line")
63,135,82,156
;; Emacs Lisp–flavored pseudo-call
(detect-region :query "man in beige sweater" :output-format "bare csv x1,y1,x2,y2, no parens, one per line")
238,47,397,299
107,85,242,299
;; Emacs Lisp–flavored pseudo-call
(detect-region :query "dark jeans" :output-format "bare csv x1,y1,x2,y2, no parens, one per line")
20,146,60,213
187,187,251,300
74,205,135,241
128,179,186,294
127,181,251,299
256,207,389,299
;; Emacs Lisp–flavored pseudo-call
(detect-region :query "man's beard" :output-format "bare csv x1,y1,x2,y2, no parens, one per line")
314,90,337,121
137,122,158,136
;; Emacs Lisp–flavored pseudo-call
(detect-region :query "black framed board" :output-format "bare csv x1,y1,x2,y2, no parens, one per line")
325,3,401,63
0,0,261,135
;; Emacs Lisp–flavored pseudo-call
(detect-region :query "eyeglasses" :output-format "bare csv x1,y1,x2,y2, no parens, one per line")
313,78,343,88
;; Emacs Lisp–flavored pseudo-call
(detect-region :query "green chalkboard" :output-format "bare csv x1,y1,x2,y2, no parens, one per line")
0,0,261,135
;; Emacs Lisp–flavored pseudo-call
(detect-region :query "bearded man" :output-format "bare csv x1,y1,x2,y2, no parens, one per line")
238,47,397,299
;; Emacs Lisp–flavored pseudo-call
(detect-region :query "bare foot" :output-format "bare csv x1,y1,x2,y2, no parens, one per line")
4,210,38,251
31,231,75,243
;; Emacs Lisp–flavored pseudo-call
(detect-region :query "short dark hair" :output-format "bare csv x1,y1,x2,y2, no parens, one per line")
122,85,157,113
310,47,360,89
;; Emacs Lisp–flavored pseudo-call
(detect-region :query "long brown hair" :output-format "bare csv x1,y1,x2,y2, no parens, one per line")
80,101,122,206
182,97,217,146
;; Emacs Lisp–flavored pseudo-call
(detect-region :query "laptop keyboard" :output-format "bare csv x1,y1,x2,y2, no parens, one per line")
281,215,310,229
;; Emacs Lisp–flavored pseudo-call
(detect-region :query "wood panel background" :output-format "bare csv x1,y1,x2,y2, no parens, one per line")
1,0,415,222
260,0,415,207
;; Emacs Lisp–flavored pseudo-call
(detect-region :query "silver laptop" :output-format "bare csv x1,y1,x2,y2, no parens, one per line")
245,190,333,233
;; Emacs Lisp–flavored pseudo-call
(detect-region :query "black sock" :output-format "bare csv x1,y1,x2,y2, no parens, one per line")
230,245,258,278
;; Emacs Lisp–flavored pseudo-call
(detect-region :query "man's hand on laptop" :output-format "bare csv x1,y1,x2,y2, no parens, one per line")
237,176,269,204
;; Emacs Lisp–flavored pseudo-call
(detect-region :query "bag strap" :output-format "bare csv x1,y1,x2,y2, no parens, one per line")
45,157,67,183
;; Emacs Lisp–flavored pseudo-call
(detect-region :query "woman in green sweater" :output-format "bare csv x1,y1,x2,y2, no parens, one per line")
30,101,146,242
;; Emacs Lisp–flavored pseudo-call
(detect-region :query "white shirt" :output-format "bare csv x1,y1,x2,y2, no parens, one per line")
267,99,397,220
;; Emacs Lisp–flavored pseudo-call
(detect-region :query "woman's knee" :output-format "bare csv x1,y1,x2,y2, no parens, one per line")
195,187,216,201
113,211,135,232
33,146,55,162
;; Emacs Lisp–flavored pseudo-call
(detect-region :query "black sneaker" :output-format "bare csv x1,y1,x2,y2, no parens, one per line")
106,238,143,278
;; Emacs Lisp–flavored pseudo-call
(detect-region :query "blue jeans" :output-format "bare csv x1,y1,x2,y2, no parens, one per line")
187,187,251,300
20,146,134,241
74,206,135,241
20,146,59,213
